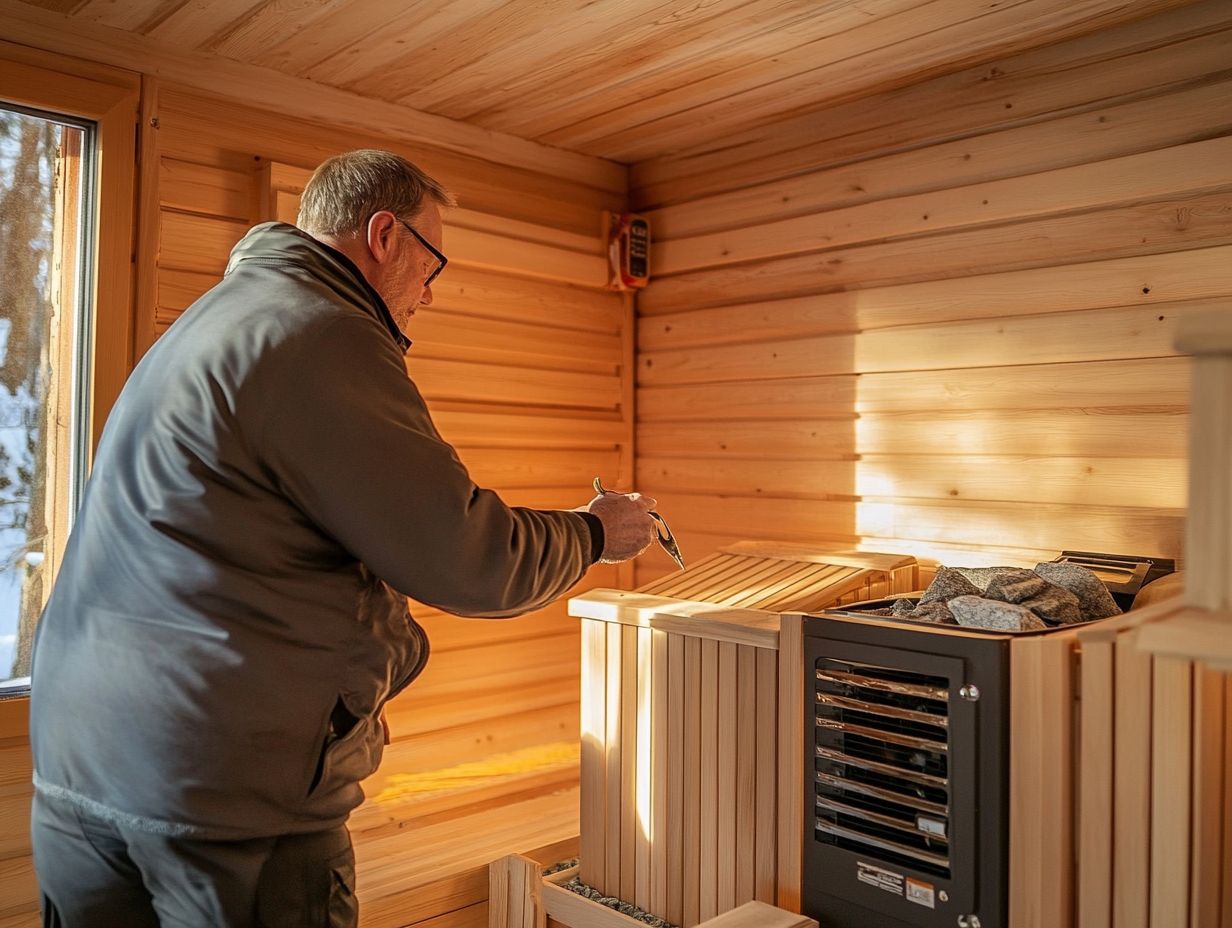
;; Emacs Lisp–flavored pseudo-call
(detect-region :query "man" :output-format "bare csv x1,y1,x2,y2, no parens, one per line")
29,150,657,927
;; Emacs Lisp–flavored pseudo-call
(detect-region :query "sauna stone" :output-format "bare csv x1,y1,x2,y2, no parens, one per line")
919,566,982,603
982,568,1083,625
1033,561,1122,619
950,595,1047,632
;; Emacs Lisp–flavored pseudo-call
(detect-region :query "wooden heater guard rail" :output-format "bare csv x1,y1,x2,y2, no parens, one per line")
489,854,818,928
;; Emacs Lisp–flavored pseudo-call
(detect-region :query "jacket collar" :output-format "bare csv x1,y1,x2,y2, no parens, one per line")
226,222,412,353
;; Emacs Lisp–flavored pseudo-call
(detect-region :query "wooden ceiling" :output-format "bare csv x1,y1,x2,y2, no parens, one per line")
16,0,1195,163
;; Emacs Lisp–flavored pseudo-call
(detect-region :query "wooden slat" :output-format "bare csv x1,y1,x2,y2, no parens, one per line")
619,625,637,905
754,646,777,905
1149,656,1193,927
580,620,607,889
1113,633,1152,928
1190,666,1227,928
683,635,702,927
716,641,738,914
650,628,668,919
735,644,757,907
634,627,652,914
856,410,1187,459
655,138,1232,275
698,637,719,923
646,79,1232,239
638,190,1232,315
666,632,686,928
158,209,248,274
604,622,622,897
411,357,620,412
638,302,1218,387
554,0,1191,158
630,4,1232,205
774,614,802,913
1008,633,1075,928
639,246,1232,348
855,456,1186,510
1077,634,1115,928
0,0,627,195
856,499,1182,557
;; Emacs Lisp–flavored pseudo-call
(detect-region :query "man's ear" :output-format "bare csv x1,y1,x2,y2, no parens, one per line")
366,211,398,264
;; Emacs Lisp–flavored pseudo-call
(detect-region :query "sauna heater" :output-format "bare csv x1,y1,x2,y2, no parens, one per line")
800,552,1173,928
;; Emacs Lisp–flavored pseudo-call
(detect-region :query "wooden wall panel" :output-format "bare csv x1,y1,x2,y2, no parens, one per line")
632,2,1228,572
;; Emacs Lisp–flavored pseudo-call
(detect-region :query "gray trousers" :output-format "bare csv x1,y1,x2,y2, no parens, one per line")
31,794,357,928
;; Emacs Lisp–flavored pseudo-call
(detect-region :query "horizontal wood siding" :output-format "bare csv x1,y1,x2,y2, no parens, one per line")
629,1,1231,582
0,84,628,927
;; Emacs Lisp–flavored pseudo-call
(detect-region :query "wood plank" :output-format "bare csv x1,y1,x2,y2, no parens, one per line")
754,647,777,905
639,457,856,504
556,0,1192,158
774,614,802,913
856,357,1190,414
655,138,1232,275
580,619,607,890
856,409,1187,459
735,645,756,907
639,246,1232,346
1149,656,1193,927
155,88,621,235
604,622,622,897
646,79,1232,239
683,636,702,927
619,625,637,905
410,357,620,412
1008,633,1076,928
159,157,255,221
639,377,855,424
650,628,668,920
666,633,685,928
716,641,738,914
639,190,1232,315
643,495,856,549
634,628,653,914
699,637,719,922
159,209,248,275
0,0,627,195
431,408,624,454
1190,666,1226,928
1076,635,1115,928
477,0,925,137
637,420,853,460
630,4,1232,205
639,302,1216,387
1113,633,1152,928
856,499,1182,558
855,455,1186,510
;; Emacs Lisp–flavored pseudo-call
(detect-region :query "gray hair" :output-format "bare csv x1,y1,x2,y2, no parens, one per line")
297,149,455,236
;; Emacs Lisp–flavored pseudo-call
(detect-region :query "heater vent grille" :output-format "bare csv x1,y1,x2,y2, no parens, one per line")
814,658,952,879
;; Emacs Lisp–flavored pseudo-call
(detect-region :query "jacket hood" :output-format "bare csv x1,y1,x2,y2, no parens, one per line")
227,222,411,352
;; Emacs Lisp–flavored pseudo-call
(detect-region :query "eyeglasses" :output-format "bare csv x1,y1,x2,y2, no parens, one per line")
396,218,447,287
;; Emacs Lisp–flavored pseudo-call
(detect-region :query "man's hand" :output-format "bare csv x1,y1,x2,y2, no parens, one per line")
585,490,659,563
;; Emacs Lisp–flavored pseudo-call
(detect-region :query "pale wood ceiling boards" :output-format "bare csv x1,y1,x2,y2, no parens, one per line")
11,0,1200,161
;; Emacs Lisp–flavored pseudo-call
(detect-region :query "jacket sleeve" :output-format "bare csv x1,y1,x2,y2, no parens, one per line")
255,313,593,617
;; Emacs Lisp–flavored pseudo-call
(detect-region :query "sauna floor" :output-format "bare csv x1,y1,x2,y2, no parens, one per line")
352,747,581,928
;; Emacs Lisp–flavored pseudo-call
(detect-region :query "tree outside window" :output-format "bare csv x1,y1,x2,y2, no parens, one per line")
0,106,88,691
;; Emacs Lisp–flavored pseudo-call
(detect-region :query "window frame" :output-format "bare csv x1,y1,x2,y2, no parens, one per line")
0,43,140,733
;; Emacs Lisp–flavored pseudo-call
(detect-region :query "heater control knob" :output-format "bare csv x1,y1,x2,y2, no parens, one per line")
959,684,981,702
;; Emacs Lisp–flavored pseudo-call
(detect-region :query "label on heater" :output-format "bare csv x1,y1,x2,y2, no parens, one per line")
857,861,904,896
906,877,937,909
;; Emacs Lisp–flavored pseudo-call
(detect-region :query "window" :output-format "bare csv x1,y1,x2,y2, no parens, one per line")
0,45,139,709
0,106,93,692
